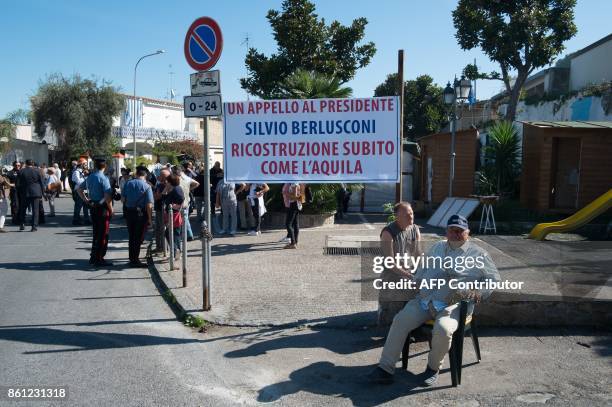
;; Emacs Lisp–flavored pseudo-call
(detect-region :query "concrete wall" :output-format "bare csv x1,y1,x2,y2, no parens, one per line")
570,39,612,91
0,139,48,166
515,95,612,123
15,124,33,141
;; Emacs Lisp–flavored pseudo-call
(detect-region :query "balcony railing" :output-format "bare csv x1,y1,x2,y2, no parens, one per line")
112,126,198,142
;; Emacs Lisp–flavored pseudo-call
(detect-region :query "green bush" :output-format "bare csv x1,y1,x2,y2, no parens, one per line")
124,156,153,169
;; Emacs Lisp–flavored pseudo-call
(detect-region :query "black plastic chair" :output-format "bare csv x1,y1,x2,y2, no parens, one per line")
401,300,481,386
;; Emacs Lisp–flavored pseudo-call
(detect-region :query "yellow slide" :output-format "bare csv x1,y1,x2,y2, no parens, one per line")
528,189,612,240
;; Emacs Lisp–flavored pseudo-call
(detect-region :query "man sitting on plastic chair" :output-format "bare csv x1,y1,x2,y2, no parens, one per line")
368,214,500,387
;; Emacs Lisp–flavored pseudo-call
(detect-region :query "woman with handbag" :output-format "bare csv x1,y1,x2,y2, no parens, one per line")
44,168,61,217
162,174,185,261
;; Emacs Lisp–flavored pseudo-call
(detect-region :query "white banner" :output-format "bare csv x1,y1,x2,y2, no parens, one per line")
222,97,400,183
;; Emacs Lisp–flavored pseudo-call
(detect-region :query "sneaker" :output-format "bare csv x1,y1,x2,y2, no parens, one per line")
366,367,394,385
30,227,38,232
283,244,297,249
0,228,7,233
279,236,291,243
421,367,439,387
247,230,258,236
229,230,236,236
217,229,226,235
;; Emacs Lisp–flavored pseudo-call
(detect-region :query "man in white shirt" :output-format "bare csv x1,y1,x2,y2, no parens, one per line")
369,214,500,387
71,159,90,225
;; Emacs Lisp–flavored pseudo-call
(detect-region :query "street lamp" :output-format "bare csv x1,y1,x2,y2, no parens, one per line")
443,75,472,197
132,49,164,165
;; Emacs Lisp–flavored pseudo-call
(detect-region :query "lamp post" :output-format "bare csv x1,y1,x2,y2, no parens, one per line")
443,75,472,197
133,50,164,164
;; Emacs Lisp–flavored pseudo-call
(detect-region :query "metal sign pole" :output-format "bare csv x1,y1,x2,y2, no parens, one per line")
202,117,212,310
169,205,174,271
182,207,188,286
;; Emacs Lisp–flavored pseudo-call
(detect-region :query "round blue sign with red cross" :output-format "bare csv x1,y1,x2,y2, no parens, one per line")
184,17,223,71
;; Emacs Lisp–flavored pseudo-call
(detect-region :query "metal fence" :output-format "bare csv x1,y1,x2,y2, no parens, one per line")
112,126,198,142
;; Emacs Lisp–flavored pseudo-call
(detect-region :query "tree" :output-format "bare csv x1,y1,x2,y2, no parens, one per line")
241,0,376,98
479,121,521,195
30,73,124,159
0,109,29,154
279,69,353,99
374,74,447,140
453,0,577,121
0,119,16,155
152,139,204,163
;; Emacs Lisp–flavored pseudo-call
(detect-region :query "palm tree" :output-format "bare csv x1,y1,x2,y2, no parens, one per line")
485,121,521,195
279,69,352,99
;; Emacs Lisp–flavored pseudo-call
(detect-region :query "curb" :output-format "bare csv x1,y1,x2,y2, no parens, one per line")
146,243,611,329
145,243,188,321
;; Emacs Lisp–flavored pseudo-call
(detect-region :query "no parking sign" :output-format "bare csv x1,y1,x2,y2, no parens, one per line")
183,17,223,71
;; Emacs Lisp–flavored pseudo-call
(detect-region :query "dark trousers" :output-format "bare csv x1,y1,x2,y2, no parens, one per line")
10,189,20,224
210,188,217,217
285,202,300,244
20,197,41,227
251,199,261,232
90,205,110,262
126,208,148,263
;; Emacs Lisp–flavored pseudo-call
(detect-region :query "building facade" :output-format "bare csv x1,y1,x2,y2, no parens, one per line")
112,94,223,165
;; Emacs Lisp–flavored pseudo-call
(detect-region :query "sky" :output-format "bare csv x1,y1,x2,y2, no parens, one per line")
1,0,610,118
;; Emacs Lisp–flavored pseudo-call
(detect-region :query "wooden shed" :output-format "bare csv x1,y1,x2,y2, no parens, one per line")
520,121,612,212
418,128,479,204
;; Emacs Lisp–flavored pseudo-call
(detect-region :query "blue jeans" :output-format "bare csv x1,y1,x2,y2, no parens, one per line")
165,224,182,253
183,207,193,239
73,193,90,223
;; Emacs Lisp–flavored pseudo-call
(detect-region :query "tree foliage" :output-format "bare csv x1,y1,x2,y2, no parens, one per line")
374,74,447,140
153,140,204,163
0,120,16,155
30,73,124,159
279,69,353,99
478,121,521,195
241,0,376,98
453,0,577,121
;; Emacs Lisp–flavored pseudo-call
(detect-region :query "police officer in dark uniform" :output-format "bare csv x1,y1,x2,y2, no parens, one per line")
77,158,113,267
122,166,153,267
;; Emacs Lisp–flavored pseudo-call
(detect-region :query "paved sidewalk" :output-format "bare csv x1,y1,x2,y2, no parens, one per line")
152,216,386,327
150,214,612,327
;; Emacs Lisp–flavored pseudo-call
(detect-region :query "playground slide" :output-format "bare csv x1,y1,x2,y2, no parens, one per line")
528,189,612,240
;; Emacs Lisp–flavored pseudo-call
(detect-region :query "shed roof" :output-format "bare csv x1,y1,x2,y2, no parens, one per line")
521,121,612,129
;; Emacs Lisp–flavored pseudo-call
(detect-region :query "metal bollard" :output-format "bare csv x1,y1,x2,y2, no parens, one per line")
168,205,174,271
162,217,167,258
182,207,188,286
201,219,213,311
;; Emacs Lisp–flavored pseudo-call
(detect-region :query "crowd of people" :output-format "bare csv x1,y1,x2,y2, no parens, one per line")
0,160,65,232
0,158,313,263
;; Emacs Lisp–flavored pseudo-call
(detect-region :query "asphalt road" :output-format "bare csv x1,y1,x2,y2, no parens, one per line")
0,197,240,406
0,196,610,407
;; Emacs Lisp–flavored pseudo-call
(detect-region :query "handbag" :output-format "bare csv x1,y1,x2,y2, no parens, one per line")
163,205,183,227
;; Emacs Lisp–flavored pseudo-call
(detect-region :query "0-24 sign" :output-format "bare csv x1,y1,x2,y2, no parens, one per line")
184,95,223,117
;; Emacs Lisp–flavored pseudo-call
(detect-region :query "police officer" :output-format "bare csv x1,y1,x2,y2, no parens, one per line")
122,166,153,267
77,158,113,267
